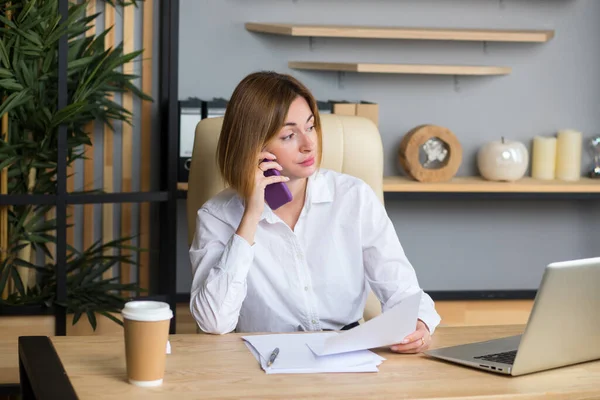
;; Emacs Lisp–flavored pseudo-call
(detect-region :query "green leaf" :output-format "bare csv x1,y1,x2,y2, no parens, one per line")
0,78,23,91
0,155,16,171
68,56,95,72
30,161,55,169
50,101,87,128
41,51,55,74
85,310,97,331
13,26,43,48
82,283,132,291
72,311,82,326
0,262,11,295
26,234,53,244
12,257,37,270
79,260,118,286
0,90,32,119
0,15,16,30
98,311,124,327
17,60,35,90
0,38,10,69
27,217,58,234
16,0,38,25
31,242,53,260
10,267,26,296
0,67,13,78
104,0,140,7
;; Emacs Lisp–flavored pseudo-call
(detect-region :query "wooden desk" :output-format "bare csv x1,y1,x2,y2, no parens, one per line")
10,325,600,399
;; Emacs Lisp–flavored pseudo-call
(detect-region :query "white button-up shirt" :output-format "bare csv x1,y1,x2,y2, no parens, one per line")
189,169,441,335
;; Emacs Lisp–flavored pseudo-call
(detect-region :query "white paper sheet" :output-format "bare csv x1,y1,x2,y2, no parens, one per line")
308,291,422,356
242,332,385,374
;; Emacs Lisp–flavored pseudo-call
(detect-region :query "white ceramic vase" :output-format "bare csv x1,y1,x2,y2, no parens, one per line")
477,137,529,182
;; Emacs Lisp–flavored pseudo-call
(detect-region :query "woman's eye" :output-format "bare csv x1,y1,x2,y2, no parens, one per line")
282,133,295,141
306,125,315,132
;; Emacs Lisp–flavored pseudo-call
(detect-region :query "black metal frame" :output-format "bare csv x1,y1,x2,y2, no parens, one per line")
0,0,180,336
178,190,600,202
158,0,180,335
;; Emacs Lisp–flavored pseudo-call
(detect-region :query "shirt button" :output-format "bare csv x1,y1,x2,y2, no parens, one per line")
304,286,309,291
311,319,317,324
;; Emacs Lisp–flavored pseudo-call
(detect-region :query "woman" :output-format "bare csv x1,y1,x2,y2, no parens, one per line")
189,71,441,354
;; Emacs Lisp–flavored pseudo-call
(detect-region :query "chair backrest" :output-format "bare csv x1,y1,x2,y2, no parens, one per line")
186,113,384,321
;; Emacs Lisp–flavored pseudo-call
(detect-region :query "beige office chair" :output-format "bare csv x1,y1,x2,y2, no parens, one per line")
186,113,384,322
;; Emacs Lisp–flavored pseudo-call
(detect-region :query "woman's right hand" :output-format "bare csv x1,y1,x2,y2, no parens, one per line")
244,152,289,217
236,152,289,245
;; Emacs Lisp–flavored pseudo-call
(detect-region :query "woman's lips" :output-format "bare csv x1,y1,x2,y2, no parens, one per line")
300,156,315,167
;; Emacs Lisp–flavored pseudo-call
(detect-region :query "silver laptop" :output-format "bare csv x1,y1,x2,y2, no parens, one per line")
425,257,600,376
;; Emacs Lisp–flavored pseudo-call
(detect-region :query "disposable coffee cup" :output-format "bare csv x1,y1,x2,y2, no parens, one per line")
122,301,173,387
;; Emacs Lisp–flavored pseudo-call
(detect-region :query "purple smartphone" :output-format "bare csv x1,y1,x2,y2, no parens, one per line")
263,168,293,210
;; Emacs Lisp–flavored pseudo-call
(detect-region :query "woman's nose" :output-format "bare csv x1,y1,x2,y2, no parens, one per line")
300,132,315,151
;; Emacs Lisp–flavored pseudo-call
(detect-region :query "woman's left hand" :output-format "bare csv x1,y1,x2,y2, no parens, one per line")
390,319,431,354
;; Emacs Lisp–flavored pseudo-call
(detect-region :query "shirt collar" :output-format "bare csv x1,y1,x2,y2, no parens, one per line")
257,169,333,223
308,169,333,204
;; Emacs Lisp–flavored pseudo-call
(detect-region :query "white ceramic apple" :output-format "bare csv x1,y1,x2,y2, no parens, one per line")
477,137,529,181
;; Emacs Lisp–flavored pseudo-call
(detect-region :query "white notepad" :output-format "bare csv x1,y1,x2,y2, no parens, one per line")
242,332,385,374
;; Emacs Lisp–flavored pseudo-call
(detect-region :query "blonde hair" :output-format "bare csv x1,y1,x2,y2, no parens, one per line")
216,71,322,199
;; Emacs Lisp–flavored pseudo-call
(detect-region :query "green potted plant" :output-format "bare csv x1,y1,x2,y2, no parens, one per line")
0,0,150,332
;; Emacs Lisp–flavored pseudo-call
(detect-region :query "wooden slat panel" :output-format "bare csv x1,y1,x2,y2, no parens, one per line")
45,208,56,265
2,2,13,298
120,3,135,292
1,111,8,298
83,0,96,252
139,0,153,295
102,4,115,279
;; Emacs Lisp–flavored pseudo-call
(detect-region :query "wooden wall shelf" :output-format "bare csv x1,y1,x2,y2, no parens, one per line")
288,61,511,76
246,23,555,43
179,177,600,195
383,176,600,193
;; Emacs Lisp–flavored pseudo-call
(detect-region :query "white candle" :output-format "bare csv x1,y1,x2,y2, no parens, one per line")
555,129,583,181
531,136,557,180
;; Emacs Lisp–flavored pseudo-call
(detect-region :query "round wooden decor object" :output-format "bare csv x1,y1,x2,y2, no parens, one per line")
398,124,462,182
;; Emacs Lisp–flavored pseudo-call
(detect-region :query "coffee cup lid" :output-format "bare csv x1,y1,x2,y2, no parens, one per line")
122,301,173,322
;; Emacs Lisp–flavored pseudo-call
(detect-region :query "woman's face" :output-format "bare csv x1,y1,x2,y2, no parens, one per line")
265,96,318,180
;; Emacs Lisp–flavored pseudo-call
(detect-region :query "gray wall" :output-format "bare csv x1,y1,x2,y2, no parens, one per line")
175,0,600,294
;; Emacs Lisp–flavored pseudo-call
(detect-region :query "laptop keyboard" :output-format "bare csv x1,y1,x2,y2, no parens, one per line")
474,350,517,365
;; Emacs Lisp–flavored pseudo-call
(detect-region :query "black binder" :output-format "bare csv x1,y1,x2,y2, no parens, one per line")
178,98,228,182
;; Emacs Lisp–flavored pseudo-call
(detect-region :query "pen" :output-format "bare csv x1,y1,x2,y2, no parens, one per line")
267,347,279,367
